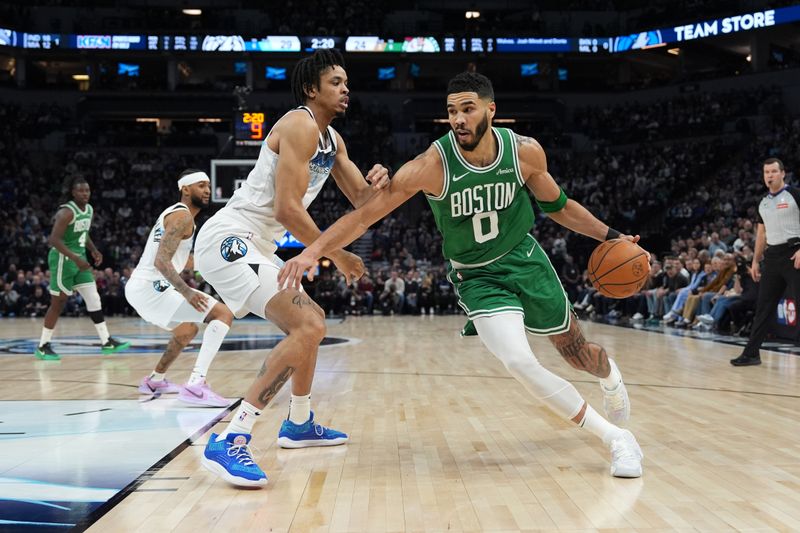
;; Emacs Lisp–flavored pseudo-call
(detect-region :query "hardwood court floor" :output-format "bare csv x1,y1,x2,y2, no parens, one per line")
1,315,799,532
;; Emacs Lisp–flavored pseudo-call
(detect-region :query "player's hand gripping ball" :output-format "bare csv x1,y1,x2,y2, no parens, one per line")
588,239,651,298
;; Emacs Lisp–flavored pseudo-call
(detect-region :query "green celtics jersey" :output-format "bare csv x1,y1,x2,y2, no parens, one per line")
58,201,93,255
426,127,534,266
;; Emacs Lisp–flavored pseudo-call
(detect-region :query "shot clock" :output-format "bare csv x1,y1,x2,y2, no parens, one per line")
234,111,267,147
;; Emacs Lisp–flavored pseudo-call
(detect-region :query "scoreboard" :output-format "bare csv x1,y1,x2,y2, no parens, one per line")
234,111,267,147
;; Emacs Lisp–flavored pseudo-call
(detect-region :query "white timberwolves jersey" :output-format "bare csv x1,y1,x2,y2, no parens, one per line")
221,106,337,247
130,202,194,288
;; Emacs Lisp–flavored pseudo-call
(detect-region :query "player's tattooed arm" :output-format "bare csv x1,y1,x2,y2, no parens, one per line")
154,212,194,297
548,320,611,378
515,133,537,147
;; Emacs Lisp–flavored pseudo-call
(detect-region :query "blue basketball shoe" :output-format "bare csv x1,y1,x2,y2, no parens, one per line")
277,412,348,448
202,433,267,487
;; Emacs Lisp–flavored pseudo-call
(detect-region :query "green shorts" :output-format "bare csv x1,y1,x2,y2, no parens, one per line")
448,234,572,337
48,248,95,296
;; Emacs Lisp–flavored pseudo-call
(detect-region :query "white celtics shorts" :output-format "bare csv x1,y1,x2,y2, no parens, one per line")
194,214,283,319
125,278,215,331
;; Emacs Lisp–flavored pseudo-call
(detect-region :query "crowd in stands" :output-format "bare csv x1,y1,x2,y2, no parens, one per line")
0,83,796,339
572,87,782,144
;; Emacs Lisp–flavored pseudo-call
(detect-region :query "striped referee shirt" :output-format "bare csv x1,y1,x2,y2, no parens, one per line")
757,185,800,246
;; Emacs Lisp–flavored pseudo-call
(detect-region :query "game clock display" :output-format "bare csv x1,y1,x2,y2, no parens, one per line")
234,112,266,147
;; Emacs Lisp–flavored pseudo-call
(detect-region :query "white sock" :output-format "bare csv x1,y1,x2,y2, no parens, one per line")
288,394,311,424
149,371,166,382
189,320,229,386
95,322,110,344
218,401,261,440
579,404,623,444
599,358,622,391
39,327,54,347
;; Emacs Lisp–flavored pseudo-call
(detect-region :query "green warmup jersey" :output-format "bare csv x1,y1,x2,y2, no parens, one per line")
58,201,93,255
47,201,95,296
426,127,534,266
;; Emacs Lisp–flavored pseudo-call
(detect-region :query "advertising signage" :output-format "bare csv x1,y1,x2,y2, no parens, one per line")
603,7,800,52
1,6,798,54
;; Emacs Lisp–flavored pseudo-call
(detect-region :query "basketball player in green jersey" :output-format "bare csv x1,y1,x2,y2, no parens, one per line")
280,72,644,477
35,176,131,360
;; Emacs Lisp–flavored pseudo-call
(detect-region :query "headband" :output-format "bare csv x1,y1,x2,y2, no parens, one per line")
177,171,210,190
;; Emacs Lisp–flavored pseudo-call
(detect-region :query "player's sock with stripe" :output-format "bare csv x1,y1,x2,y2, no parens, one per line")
579,404,623,444
599,358,622,390
39,327,54,348
188,320,229,386
288,394,311,424
149,371,166,382
218,401,261,441
94,322,110,344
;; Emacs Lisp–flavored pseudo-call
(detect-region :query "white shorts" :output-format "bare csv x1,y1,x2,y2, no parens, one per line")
194,213,284,319
125,278,214,330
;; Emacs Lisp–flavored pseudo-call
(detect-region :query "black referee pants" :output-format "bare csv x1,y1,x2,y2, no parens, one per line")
741,244,800,357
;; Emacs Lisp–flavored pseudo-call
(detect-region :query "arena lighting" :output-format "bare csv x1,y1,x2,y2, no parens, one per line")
182,8,202,16
71,74,89,80
668,47,681,55
465,11,480,19
198,118,222,122
135,118,159,122
320,259,331,268
746,54,752,62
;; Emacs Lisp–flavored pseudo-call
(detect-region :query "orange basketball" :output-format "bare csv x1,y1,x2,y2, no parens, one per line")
587,239,650,298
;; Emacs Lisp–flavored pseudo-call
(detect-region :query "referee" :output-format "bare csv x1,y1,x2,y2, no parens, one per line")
731,158,800,366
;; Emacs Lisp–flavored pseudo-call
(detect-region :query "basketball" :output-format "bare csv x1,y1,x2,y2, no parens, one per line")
588,239,650,298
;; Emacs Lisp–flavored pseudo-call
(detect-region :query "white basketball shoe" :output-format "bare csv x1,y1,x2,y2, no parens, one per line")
602,359,630,424
609,429,643,478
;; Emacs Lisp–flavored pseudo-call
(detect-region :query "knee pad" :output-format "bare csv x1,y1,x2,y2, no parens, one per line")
76,284,102,312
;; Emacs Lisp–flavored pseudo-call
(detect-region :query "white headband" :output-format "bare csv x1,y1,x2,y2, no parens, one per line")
177,171,210,190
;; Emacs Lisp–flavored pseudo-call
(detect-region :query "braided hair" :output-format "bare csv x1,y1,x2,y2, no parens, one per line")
291,49,345,106
59,175,89,204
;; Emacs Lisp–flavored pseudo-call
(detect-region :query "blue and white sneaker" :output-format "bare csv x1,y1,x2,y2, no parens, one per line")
202,432,267,487
277,412,348,448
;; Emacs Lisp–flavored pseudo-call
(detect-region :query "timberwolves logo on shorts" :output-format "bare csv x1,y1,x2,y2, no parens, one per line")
220,236,248,262
153,280,171,292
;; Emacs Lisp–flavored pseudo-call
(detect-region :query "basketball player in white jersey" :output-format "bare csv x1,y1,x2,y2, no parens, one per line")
194,49,390,487
125,170,234,407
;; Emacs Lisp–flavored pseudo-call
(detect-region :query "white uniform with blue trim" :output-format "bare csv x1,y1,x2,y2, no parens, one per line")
195,106,337,318
126,202,216,330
